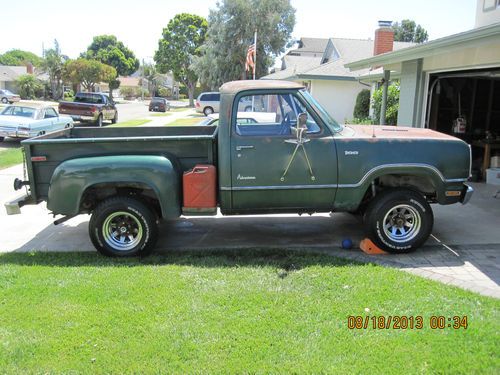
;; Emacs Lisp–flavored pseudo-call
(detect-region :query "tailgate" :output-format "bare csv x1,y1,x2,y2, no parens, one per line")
59,102,97,117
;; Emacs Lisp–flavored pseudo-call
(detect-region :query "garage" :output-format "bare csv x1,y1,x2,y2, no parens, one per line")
426,68,500,181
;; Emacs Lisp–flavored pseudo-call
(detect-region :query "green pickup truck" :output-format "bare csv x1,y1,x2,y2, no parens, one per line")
6,80,473,256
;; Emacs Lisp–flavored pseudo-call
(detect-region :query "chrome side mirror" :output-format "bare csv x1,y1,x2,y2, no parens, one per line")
298,112,308,128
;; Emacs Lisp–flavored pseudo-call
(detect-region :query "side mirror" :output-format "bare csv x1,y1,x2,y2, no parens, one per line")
298,112,308,128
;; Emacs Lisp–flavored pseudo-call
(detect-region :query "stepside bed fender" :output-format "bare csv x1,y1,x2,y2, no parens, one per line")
47,155,180,218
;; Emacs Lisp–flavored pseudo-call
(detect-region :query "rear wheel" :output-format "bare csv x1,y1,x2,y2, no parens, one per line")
364,189,433,253
0,136,4,142
89,197,158,257
96,114,103,127
1,97,8,104
203,106,214,116
111,112,118,124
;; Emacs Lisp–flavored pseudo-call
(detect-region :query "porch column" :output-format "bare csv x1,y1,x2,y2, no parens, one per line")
380,69,390,125
397,58,424,127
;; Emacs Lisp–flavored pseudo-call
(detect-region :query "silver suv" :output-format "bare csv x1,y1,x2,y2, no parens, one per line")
196,92,220,116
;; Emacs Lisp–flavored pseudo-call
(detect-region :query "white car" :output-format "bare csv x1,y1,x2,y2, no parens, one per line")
0,104,74,141
197,112,277,126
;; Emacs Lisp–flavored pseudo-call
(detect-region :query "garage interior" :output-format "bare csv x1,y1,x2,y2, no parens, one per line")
426,68,500,182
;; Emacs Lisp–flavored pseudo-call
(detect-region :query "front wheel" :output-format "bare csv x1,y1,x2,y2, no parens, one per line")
1,97,8,104
203,106,214,116
364,189,433,253
89,197,158,257
0,136,4,142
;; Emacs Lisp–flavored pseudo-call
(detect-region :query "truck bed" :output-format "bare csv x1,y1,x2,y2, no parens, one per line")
22,126,218,201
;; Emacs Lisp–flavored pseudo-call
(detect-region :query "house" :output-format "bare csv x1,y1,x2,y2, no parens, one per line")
0,65,28,92
346,0,500,180
262,32,413,123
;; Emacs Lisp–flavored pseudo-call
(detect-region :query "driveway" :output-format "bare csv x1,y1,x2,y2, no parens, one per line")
1,162,499,298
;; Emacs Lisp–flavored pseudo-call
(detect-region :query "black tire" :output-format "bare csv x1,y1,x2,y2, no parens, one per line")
96,114,103,127
111,112,118,124
89,197,158,257
0,136,4,142
244,106,252,112
1,97,8,104
203,106,214,116
364,189,433,253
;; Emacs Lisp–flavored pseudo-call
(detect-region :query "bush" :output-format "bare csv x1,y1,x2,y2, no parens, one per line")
157,86,171,98
353,89,371,119
372,82,400,125
63,89,74,100
16,74,43,99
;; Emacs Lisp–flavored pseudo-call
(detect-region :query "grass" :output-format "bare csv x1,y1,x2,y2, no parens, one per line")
150,112,172,117
170,107,191,112
165,117,204,126
0,147,23,169
109,119,152,127
0,250,498,374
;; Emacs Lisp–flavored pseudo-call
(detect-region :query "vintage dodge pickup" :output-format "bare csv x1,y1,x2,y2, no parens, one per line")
6,80,473,256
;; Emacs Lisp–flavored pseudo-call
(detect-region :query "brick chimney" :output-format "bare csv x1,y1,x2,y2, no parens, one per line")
26,63,34,75
373,20,394,56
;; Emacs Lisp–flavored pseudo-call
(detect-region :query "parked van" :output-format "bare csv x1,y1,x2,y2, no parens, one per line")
196,92,220,116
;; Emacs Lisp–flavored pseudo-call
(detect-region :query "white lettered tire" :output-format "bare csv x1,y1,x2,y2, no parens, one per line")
89,197,158,257
364,189,433,253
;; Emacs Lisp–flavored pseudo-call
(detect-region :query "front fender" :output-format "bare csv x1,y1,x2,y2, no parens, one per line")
47,155,180,218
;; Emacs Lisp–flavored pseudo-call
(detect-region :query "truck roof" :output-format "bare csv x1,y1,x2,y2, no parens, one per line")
220,80,304,94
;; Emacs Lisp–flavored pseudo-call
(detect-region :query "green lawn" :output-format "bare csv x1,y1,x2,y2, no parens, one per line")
109,119,152,127
170,107,191,112
0,147,23,169
0,250,498,374
150,112,172,117
166,117,204,126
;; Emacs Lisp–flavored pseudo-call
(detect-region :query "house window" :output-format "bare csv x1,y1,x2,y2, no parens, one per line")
483,0,499,11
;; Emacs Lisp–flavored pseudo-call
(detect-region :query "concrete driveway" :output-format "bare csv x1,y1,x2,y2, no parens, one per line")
1,162,499,298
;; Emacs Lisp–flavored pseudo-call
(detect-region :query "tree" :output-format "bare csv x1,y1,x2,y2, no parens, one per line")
154,13,207,106
372,82,400,125
194,0,295,90
0,50,43,67
63,59,116,92
16,74,43,99
392,20,429,43
82,35,139,99
41,40,67,100
142,63,161,96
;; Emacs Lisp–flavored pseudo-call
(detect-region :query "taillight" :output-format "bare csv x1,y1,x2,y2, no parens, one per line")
91,106,97,112
195,101,200,108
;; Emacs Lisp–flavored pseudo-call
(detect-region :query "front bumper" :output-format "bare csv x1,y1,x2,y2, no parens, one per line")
460,184,474,205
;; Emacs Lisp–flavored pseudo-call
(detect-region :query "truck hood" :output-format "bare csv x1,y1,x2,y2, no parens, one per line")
0,116,34,127
340,125,461,141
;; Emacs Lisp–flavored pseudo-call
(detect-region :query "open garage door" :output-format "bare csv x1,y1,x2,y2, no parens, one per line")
425,68,500,181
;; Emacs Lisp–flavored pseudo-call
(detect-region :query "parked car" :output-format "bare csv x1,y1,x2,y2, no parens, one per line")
0,104,73,141
149,97,170,112
195,92,220,116
58,92,117,127
0,89,21,104
7,80,473,257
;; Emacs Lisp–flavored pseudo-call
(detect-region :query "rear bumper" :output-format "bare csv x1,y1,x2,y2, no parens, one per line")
5,194,34,215
70,115,96,121
460,184,474,205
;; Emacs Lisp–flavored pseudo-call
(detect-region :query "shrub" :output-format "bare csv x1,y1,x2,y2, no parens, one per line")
353,89,371,119
372,82,400,125
157,86,171,98
16,74,43,99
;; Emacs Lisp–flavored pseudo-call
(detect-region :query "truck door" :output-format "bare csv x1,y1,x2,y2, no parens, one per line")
229,91,338,213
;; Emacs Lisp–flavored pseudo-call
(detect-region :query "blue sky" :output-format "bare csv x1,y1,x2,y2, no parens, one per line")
0,0,476,61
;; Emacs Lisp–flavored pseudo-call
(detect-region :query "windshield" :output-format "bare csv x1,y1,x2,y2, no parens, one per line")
0,106,37,118
300,89,342,133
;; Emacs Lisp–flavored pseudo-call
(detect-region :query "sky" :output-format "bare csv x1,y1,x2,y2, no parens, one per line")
0,0,477,61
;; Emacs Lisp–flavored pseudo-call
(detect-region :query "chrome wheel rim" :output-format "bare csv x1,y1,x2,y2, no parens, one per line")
102,211,143,251
382,204,421,243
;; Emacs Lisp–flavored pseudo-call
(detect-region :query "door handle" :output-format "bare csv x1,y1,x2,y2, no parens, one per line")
236,145,254,151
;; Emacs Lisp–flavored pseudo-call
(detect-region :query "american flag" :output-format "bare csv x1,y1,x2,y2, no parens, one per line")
245,44,256,72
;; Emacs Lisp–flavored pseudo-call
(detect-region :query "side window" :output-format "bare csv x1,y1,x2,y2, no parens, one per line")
44,108,58,118
235,93,320,136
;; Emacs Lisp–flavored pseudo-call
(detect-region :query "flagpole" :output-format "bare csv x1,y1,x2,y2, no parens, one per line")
253,30,257,80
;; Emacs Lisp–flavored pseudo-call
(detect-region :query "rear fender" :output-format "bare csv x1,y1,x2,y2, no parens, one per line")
47,155,180,218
